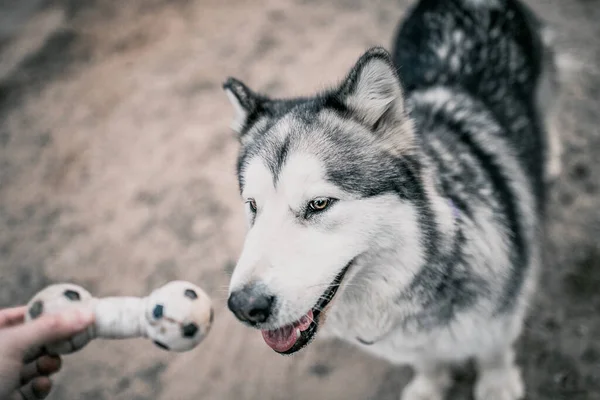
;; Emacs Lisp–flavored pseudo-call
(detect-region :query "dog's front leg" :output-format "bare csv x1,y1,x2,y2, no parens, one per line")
401,361,452,400
474,347,524,400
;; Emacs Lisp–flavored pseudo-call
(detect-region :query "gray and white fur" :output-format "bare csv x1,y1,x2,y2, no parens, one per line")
224,0,559,398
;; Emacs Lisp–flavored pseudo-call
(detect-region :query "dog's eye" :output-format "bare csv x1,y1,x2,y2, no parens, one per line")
308,198,332,212
246,199,257,213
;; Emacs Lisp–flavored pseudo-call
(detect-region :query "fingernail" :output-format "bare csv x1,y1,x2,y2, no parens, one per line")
75,307,95,327
62,307,94,328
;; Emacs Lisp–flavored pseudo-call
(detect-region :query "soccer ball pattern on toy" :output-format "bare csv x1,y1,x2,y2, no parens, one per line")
25,283,95,355
25,280,214,354
144,280,213,352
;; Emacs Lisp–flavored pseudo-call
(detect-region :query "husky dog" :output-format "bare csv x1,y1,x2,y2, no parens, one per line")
224,0,559,398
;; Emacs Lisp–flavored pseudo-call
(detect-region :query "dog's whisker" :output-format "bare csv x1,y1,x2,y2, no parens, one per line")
306,282,360,290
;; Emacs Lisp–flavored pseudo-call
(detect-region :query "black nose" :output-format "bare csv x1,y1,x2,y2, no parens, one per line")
227,285,274,325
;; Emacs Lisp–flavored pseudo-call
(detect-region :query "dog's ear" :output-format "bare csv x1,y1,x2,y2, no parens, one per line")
223,77,262,134
336,47,414,154
337,47,407,128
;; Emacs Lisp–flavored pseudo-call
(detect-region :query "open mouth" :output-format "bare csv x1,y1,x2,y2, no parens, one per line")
261,260,353,355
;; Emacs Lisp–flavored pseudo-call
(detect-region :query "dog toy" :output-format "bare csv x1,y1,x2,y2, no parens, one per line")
25,281,213,354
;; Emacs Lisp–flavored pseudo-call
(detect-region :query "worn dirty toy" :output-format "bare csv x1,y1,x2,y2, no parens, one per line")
25,281,213,354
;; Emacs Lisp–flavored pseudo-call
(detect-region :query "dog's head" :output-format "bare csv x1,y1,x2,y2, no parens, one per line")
224,48,422,354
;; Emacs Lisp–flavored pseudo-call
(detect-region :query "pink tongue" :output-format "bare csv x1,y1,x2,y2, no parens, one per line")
294,309,313,331
261,310,314,353
262,325,297,352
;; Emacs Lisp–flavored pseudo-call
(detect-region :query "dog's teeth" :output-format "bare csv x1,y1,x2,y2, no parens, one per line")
296,328,300,338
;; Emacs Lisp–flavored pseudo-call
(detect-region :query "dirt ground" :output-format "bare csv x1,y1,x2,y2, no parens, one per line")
0,0,599,399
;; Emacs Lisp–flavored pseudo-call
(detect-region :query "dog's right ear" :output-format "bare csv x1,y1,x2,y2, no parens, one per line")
223,77,261,134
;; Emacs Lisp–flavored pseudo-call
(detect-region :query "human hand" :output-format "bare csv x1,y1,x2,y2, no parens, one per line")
0,305,94,399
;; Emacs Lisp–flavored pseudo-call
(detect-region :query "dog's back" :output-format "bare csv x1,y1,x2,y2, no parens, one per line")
393,0,556,207
379,2,558,398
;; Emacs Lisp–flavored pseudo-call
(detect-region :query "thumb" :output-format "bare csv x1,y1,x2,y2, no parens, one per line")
6,307,95,353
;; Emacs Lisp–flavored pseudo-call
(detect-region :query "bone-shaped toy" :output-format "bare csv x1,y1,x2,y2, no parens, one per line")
25,281,213,354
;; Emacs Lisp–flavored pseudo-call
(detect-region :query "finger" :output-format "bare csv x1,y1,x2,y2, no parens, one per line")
12,377,52,400
0,306,27,328
20,355,62,385
23,346,45,364
37,355,61,376
31,377,52,399
6,307,94,353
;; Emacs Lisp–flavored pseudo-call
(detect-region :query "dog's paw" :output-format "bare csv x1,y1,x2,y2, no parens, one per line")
475,366,524,400
545,124,563,182
400,374,449,400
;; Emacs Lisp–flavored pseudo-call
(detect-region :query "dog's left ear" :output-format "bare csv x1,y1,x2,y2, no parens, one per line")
337,47,407,129
223,77,262,134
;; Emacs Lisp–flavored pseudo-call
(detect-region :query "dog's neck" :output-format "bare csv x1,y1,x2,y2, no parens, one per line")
327,147,465,338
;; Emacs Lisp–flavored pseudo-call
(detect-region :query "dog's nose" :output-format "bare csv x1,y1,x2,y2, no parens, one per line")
227,285,274,325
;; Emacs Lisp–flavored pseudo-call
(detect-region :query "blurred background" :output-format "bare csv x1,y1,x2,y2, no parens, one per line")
0,0,599,399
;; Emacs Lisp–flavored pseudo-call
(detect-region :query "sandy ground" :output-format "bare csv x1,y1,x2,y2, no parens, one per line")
0,0,599,399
